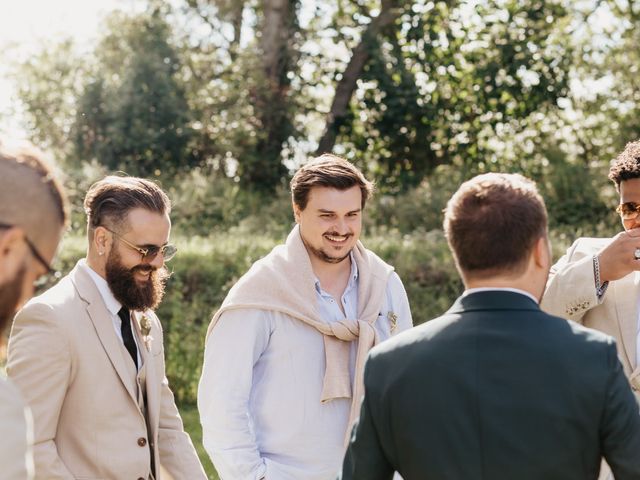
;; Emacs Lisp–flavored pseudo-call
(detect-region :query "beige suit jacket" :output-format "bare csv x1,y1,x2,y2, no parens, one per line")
541,237,640,402
6,261,206,480
0,376,34,479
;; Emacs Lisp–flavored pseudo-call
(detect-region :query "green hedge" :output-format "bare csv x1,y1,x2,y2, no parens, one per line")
49,225,603,406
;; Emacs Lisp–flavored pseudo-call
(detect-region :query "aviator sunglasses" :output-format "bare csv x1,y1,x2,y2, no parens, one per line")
102,226,177,262
616,202,640,221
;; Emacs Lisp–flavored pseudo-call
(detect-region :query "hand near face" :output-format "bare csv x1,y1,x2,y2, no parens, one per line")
597,228,640,283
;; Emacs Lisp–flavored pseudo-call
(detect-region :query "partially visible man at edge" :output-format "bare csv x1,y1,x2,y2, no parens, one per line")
0,141,68,480
541,140,640,480
198,154,413,480
7,175,206,479
542,140,640,403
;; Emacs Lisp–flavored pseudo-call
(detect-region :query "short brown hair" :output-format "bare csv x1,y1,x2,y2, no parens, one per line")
290,154,374,210
0,142,68,227
444,173,547,278
609,140,640,188
84,175,170,235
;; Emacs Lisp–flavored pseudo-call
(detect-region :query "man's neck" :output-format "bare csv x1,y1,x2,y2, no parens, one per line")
464,276,542,302
309,254,352,301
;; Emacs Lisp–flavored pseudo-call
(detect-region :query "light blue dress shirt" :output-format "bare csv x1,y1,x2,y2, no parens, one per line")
198,255,412,480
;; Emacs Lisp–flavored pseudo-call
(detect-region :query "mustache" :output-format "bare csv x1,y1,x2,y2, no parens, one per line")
323,232,353,238
132,265,154,274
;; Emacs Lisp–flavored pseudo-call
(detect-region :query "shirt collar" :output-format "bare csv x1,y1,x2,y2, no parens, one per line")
79,259,123,316
462,287,539,305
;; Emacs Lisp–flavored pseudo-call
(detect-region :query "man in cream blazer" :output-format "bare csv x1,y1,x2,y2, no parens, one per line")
7,176,206,479
0,141,68,480
542,140,640,402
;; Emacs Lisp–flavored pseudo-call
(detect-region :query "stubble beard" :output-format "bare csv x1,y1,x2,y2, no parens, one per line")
302,231,354,265
0,263,26,332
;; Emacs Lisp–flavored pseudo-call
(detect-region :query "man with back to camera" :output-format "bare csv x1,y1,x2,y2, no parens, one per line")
7,175,206,479
198,154,413,480
340,173,640,480
0,140,68,480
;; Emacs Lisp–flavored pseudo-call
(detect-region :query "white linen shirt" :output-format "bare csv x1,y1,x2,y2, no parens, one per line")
198,260,412,480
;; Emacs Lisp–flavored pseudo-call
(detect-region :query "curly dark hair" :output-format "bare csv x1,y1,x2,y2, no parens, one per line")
608,140,640,187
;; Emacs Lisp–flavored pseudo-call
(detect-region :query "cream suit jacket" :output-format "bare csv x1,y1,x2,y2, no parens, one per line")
6,261,206,480
0,376,34,479
541,237,640,402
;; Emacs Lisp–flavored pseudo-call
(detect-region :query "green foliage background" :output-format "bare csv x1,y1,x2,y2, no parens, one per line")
5,0,640,477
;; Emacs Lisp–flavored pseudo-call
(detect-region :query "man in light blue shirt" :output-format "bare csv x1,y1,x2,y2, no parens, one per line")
198,154,412,480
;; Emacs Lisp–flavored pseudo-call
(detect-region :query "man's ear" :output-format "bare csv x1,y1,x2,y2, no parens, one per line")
292,202,301,223
0,227,27,283
532,235,551,269
92,226,111,256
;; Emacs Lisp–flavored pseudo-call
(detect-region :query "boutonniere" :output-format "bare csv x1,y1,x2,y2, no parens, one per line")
387,311,398,334
138,314,153,351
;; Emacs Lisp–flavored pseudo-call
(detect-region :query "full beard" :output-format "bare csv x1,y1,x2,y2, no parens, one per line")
105,249,169,311
0,262,26,332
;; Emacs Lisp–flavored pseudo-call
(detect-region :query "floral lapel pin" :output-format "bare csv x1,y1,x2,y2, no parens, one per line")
387,311,398,334
138,314,153,351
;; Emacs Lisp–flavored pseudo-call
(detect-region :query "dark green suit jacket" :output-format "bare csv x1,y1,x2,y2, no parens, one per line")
340,291,640,480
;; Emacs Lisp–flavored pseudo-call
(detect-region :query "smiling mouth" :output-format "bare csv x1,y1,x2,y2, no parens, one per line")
133,268,153,279
324,233,351,243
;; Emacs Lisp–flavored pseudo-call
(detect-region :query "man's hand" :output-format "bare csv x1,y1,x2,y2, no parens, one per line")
598,229,640,283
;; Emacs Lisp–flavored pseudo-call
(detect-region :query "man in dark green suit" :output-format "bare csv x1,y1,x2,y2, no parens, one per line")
339,173,640,480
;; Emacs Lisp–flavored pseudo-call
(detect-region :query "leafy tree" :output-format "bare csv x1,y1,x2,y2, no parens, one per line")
321,0,573,190
73,6,193,177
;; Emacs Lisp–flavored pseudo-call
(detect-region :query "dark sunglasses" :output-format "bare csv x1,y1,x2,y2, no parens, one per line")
0,222,55,276
616,202,640,221
102,226,177,262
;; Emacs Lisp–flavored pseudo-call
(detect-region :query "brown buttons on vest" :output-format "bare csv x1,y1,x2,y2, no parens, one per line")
137,477,145,480
137,437,147,447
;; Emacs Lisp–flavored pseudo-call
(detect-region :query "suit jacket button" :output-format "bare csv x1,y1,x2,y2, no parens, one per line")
137,437,147,447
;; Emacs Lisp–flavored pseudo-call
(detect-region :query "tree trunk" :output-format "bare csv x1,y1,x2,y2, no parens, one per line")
243,0,298,191
316,0,401,155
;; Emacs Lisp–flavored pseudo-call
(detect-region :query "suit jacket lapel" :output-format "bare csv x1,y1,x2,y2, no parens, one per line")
70,263,138,405
612,272,638,371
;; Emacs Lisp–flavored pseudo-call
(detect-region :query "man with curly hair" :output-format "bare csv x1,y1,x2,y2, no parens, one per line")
543,140,640,402
542,142,640,479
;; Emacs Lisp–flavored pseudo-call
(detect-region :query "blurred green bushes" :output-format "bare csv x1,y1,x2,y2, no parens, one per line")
52,225,619,407
48,159,624,406
55,228,464,405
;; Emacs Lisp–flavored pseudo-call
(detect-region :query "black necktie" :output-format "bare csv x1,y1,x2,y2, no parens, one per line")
118,307,138,369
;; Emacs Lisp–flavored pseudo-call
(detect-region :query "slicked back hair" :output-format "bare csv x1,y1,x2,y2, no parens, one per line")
290,154,374,211
444,173,547,279
84,176,171,237
609,140,640,189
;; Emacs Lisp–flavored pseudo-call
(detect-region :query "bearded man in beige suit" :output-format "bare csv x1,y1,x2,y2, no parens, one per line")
0,141,68,480
542,140,640,478
7,176,206,480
